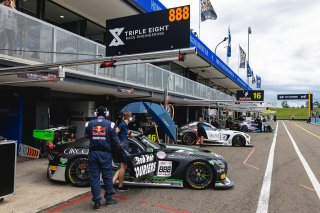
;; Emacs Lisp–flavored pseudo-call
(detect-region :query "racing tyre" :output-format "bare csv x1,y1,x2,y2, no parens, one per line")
66,157,90,187
182,133,197,145
241,125,249,132
185,161,214,189
232,135,246,147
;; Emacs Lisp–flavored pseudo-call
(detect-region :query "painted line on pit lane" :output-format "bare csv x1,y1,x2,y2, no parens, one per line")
283,122,320,199
299,184,316,192
292,122,320,140
256,121,279,213
154,204,190,213
47,194,92,213
243,148,259,170
46,194,129,213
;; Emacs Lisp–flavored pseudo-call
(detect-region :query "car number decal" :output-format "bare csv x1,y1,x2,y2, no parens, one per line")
157,161,172,177
206,131,220,140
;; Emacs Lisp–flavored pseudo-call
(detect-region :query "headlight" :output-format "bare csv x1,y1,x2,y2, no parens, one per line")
209,159,225,169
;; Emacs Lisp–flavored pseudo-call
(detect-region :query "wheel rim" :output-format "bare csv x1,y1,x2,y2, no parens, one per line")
70,158,89,181
233,135,244,146
186,163,212,188
184,134,195,145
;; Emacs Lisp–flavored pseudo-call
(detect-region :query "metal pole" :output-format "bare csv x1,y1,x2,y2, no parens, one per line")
247,27,252,85
199,0,201,38
247,28,250,85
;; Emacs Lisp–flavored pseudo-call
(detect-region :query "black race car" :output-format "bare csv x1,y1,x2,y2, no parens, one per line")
47,135,233,190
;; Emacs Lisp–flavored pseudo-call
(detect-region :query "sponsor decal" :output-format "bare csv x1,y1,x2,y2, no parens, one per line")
92,126,106,136
147,147,154,153
156,151,166,159
48,154,54,161
157,161,172,177
64,148,89,155
175,150,193,155
60,157,68,165
134,162,156,178
133,154,154,166
167,154,185,159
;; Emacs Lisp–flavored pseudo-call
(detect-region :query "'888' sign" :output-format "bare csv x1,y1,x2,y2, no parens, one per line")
157,161,172,177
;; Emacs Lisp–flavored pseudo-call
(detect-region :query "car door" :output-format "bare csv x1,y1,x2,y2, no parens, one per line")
125,139,157,178
202,124,221,141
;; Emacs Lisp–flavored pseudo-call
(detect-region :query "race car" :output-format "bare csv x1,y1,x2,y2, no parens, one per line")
178,122,252,147
238,120,259,132
47,135,233,190
238,121,273,133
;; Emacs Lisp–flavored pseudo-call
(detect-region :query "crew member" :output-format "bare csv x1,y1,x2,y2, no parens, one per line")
197,121,206,146
128,114,143,134
113,112,137,191
211,117,219,129
85,106,120,210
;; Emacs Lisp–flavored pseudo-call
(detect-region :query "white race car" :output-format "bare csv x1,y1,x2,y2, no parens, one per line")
178,122,252,147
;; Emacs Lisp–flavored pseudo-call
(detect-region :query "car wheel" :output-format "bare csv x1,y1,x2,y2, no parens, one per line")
185,161,214,189
66,157,90,187
182,133,197,145
241,125,249,132
232,135,246,147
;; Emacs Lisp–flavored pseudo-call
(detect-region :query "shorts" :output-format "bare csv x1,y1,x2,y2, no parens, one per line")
112,142,128,163
197,128,206,137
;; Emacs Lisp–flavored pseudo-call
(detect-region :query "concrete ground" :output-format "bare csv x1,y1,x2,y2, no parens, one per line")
1,121,320,213
0,158,89,213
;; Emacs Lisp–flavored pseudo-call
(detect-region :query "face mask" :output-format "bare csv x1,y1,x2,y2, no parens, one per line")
129,117,133,122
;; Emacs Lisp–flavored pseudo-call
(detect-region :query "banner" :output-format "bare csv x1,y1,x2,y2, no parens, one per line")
200,0,217,21
256,75,261,88
239,46,246,68
277,94,309,100
251,72,256,84
227,27,231,57
105,5,190,56
247,61,252,77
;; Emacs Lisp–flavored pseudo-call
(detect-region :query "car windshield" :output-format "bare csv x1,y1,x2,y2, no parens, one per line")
140,136,161,150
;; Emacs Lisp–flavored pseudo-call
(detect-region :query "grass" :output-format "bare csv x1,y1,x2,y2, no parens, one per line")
271,108,309,119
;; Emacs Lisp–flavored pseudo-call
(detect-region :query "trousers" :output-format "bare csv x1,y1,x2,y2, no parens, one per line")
88,151,113,202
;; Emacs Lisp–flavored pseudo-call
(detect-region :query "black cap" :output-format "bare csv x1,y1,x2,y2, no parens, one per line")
96,106,107,116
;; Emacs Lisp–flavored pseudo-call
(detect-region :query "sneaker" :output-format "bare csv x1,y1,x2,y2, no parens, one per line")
115,185,130,192
106,198,118,207
93,202,101,211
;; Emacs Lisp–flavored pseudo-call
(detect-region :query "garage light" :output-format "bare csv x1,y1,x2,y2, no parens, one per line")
60,15,64,18
100,60,116,68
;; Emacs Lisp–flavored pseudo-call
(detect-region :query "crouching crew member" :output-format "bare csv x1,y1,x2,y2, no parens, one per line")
85,106,120,210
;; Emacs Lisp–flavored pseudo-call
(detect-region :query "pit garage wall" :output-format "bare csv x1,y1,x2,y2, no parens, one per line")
0,87,23,147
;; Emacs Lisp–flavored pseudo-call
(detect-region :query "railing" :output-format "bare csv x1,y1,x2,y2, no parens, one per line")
0,4,234,101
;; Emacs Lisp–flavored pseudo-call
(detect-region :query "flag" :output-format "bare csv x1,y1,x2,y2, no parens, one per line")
256,75,261,88
227,27,231,57
247,61,252,77
201,0,217,21
252,72,256,84
239,46,246,68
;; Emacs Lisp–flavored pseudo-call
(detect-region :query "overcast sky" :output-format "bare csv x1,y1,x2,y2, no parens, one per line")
160,0,320,107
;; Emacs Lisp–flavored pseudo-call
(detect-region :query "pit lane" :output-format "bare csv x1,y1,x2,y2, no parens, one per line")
1,121,320,213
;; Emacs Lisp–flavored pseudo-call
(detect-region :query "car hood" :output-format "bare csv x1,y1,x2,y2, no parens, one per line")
163,144,224,160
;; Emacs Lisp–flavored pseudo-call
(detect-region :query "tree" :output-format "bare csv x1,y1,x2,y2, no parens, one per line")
313,101,319,109
281,101,289,108
301,104,305,108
